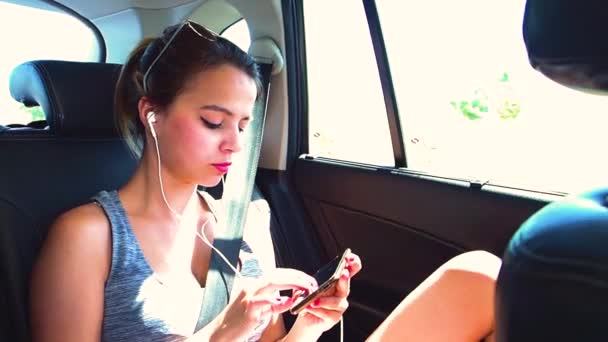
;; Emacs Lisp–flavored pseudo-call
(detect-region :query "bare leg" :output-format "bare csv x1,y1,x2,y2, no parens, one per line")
366,251,501,342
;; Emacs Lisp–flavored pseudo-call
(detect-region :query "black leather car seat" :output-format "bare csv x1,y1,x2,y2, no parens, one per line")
0,60,138,341
495,1,608,341
0,59,276,342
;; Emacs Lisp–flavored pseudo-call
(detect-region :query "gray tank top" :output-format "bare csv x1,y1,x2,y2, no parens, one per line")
93,190,268,342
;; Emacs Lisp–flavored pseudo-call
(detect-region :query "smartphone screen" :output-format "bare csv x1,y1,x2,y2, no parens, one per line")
290,248,350,314
312,254,342,285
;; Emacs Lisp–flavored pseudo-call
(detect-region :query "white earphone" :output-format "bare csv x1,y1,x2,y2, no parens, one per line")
147,111,157,138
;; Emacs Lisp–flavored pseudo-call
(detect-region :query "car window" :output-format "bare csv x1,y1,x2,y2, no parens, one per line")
221,19,251,52
0,2,100,126
304,1,393,166
304,0,606,194
375,0,608,194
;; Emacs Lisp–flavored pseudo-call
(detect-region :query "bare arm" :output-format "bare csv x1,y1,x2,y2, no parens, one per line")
30,204,111,342
260,313,288,342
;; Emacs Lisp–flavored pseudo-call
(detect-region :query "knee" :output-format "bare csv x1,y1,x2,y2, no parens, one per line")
439,250,502,283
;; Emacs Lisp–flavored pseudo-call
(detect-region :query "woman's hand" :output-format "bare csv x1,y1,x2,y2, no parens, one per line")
287,252,363,340
207,268,317,342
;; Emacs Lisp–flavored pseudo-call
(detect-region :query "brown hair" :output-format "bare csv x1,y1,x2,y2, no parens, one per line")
114,22,262,157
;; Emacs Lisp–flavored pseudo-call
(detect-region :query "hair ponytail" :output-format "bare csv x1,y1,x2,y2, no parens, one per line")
114,37,155,158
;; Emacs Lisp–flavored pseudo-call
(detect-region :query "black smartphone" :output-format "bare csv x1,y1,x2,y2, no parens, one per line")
289,248,351,315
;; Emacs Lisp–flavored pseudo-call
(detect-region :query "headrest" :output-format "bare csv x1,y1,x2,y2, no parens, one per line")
249,37,283,76
495,187,608,341
9,60,122,137
524,0,608,94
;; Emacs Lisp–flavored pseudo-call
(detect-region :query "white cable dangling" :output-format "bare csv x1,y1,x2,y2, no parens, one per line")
195,175,241,278
151,131,183,221
196,218,242,279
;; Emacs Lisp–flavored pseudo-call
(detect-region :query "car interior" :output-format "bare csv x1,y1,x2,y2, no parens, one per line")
0,0,607,341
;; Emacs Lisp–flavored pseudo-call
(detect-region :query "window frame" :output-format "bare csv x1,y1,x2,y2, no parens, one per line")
294,0,406,167
220,17,246,35
283,0,309,164
41,0,107,62
361,0,405,167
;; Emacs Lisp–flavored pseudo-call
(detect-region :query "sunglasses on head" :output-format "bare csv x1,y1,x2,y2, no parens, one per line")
143,20,219,94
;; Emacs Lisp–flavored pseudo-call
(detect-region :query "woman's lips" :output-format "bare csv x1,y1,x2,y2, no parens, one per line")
212,162,231,173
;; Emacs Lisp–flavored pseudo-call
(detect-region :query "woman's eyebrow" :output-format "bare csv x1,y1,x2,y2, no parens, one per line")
201,104,250,120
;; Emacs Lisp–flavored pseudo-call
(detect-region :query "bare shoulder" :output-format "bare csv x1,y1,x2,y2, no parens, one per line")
52,202,110,245
30,201,111,341
36,201,112,280
52,201,109,232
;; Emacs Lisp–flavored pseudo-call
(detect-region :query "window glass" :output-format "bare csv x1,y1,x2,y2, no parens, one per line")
377,0,608,193
0,2,99,125
221,19,251,52
304,1,393,166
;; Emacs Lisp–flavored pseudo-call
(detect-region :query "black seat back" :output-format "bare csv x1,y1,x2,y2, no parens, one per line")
0,60,137,341
495,1,608,341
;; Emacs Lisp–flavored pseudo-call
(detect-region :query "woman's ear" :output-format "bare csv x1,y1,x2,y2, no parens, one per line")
137,96,157,130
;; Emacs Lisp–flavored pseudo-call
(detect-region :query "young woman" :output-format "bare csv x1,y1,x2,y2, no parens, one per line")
30,21,500,342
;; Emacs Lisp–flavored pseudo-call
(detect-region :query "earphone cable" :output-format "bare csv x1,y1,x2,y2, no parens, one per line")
152,130,183,221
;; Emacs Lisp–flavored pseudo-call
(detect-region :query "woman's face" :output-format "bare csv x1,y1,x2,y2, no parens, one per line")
152,63,258,187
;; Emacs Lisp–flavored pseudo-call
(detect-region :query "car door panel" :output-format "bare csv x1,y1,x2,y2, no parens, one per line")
289,157,552,337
